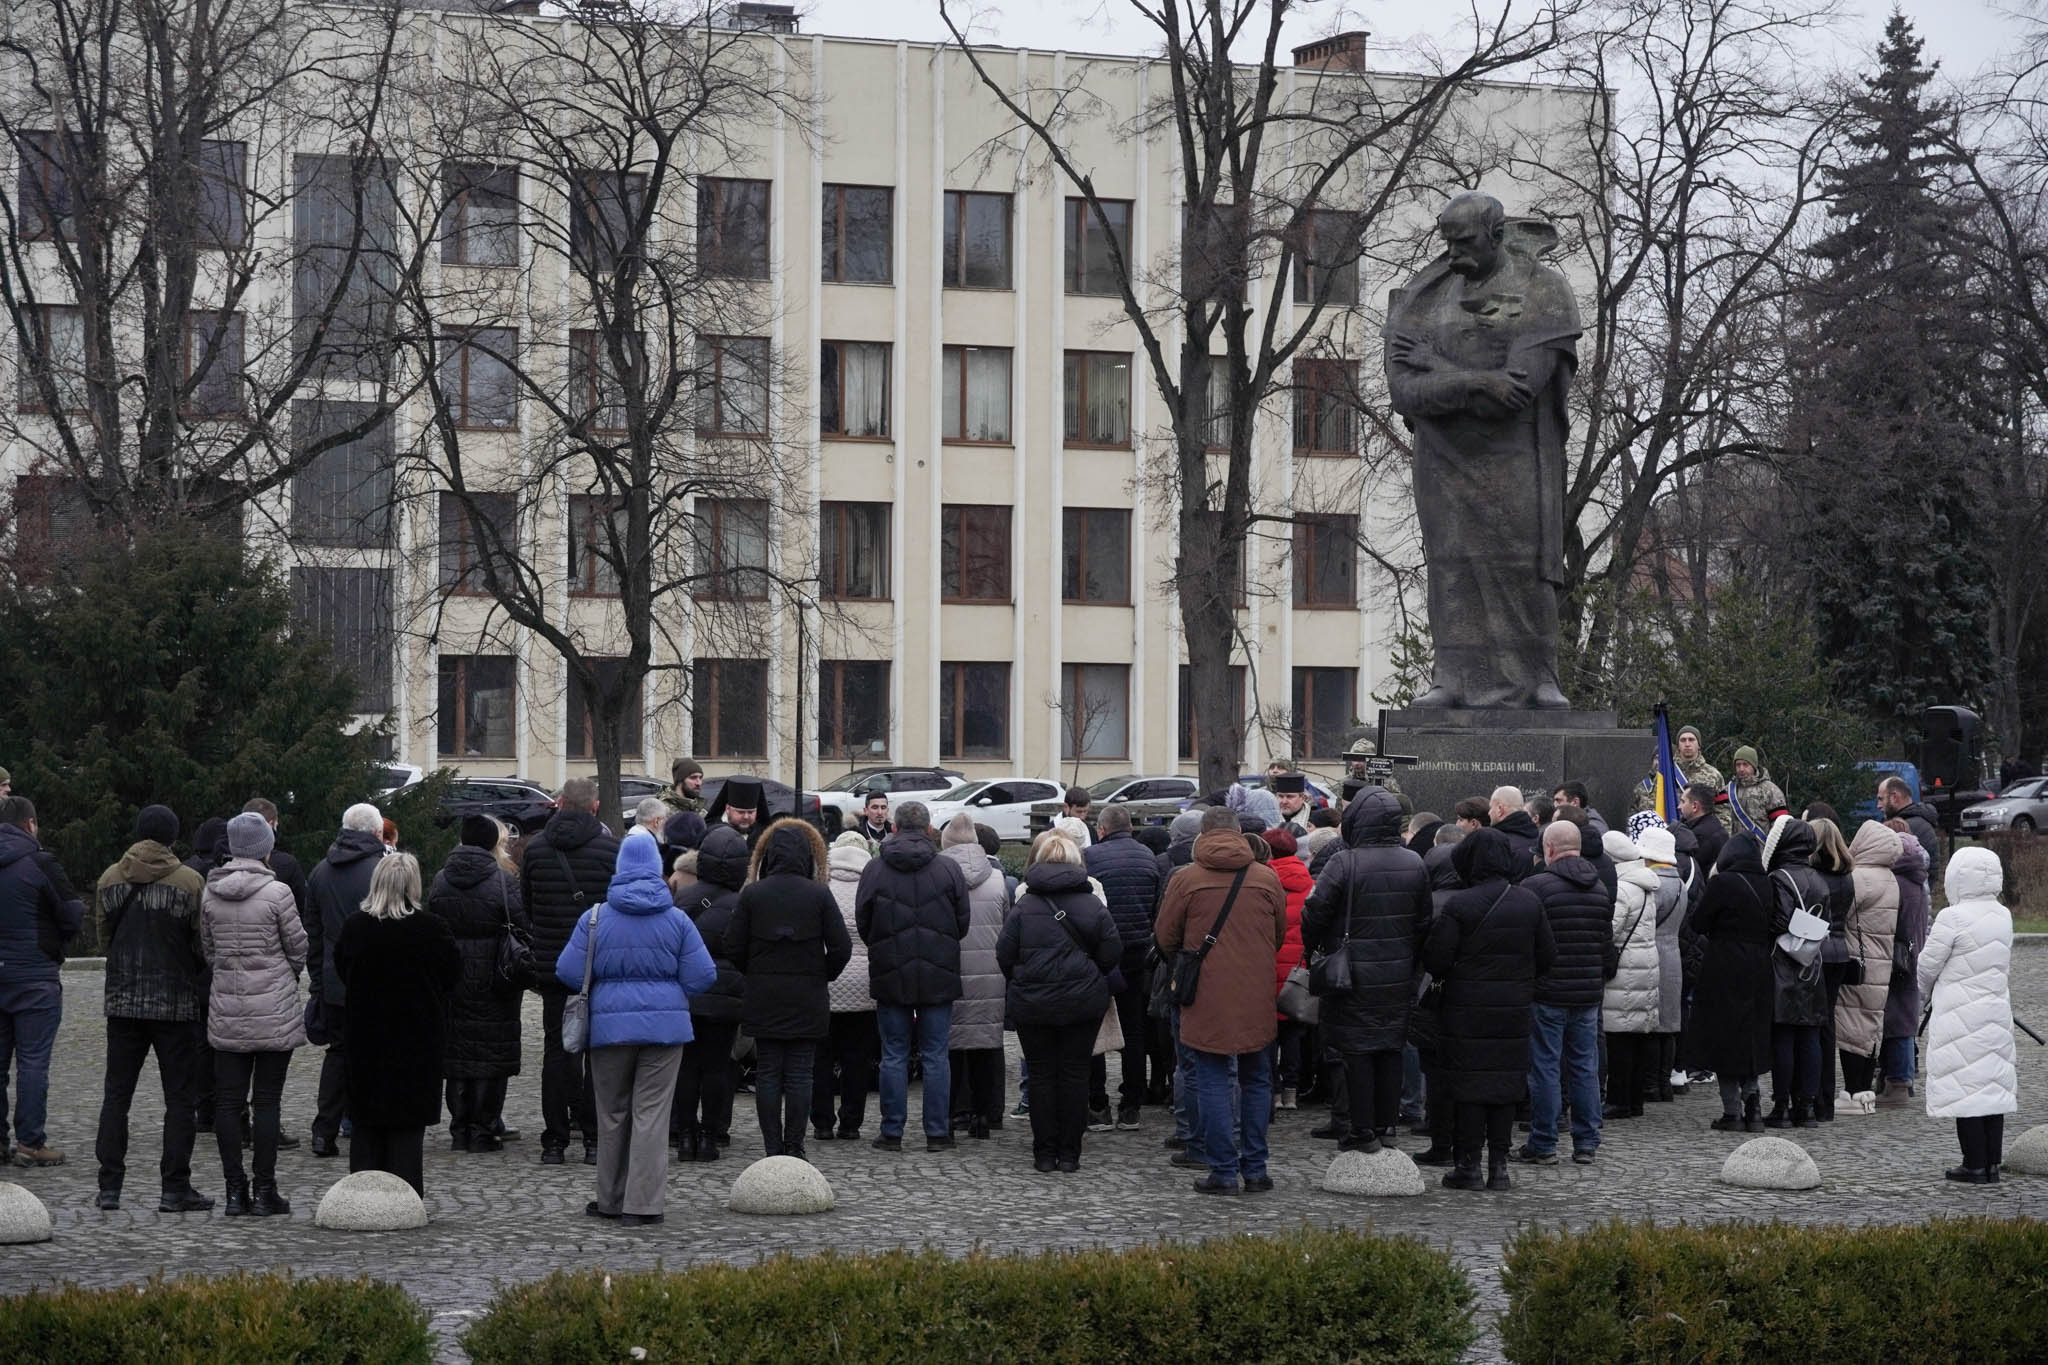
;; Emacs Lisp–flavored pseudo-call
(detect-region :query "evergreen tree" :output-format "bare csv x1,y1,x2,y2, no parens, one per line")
1795,13,2004,741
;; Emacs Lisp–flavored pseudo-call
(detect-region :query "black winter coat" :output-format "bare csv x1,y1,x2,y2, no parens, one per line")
1424,843,1462,915
1084,832,1163,971
1423,830,1556,1104
1156,839,1196,888
335,910,461,1128
520,808,621,989
682,825,748,1022
1491,811,1543,882
425,845,529,1080
726,830,853,1041
1896,802,1941,870
308,829,384,1007
855,832,970,1006
1523,855,1611,1008
1685,810,1727,876
1766,821,1832,1027
1300,789,1432,1053
0,823,82,986
995,861,1120,1028
1690,835,1775,1079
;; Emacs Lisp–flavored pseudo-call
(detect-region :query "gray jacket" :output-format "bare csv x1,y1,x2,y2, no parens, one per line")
1651,863,1686,1033
202,858,309,1053
943,844,1008,1051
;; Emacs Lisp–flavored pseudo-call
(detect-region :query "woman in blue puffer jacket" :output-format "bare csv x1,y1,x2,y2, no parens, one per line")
555,832,716,1226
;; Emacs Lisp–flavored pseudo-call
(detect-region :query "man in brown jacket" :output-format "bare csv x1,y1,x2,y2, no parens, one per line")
1154,808,1286,1195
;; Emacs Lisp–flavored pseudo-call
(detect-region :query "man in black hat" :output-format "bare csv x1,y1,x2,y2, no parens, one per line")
706,776,774,849
1271,772,1311,837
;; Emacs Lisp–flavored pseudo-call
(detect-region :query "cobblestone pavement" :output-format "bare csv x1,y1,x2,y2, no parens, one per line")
12,945,2048,1362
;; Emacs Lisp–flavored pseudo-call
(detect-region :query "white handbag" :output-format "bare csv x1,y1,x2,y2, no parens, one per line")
1776,905,1828,968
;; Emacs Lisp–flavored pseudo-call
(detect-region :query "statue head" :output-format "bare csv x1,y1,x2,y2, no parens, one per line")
1436,193,1506,280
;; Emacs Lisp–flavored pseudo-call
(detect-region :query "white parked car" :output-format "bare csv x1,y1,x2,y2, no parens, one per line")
924,778,1068,843
371,763,424,797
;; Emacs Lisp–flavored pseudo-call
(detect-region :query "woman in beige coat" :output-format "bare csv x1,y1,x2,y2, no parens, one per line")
1836,820,1902,1109
201,812,309,1216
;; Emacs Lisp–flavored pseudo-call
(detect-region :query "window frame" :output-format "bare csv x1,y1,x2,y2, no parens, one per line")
196,140,248,252
18,304,88,414
939,660,1011,761
438,491,517,597
1292,357,1356,456
437,327,520,431
567,493,624,598
819,500,891,601
440,162,519,267
1292,513,1358,608
566,658,645,760
941,189,1013,290
692,496,771,601
940,344,1012,444
692,657,769,758
1061,506,1132,606
289,399,395,550
818,659,891,761
568,328,630,436
820,183,893,284
939,503,1013,605
569,168,646,275
819,339,891,440
1178,663,1248,763
1289,207,1361,306
1064,197,1132,296
181,310,245,419
1291,666,1357,760
697,176,771,280
1059,662,1132,763
16,130,81,242
1062,349,1133,449
437,654,518,759
695,334,770,437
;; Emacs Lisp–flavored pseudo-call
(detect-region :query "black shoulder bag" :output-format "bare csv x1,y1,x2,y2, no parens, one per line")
1167,868,1248,1009
492,870,535,994
1309,872,1357,996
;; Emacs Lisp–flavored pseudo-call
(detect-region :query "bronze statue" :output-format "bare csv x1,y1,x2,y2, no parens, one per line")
1384,192,1580,709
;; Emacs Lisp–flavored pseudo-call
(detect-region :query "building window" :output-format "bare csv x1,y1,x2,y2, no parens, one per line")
1293,359,1355,455
940,661,1009,759
16,130,83,241
1179,663,1247,763
290,400,395,549
695,335,768,436
1182,200,1248,302
197,141,247,251
17,305,87,413
569,329,630,435
1062,507,1130,604
1198,356,1233,450
293,154,397,382
1065,198,1131,296
1293,514,1357,607
692,657,767,757
441,163,518,266
821,184,891,283
1292,667,1356,759
438,328,519,430
439,492,516,595
567,494,623,597
567,659,644,759
820,340,889,438
182,312,244,418
940,504,1011,603
941,345,1011,442
292,566,393,709
1063,351,1131,447
438,654,517,757
1290,208,1360,305
693,496,770,599
1060,663,1130,761
820,501,889,600
1190,508,1248,607
942,190,1011,289
698,177,770,279
10,474,95,586
570,169,645,274
819,660,889,760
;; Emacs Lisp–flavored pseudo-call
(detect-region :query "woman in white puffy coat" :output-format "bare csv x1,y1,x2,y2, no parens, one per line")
1600,830,1662,1120
1918,846,2016,1183
812,832,877,1141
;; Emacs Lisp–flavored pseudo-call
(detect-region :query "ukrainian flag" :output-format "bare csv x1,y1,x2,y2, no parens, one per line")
1648,703,1684,824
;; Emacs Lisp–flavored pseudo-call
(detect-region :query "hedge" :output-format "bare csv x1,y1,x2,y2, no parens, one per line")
0,1272,432,1364
1499,1218,2048,1363
465,1226,1476,1365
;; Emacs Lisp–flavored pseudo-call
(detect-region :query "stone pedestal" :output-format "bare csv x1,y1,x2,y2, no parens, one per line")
1384,709,1650,820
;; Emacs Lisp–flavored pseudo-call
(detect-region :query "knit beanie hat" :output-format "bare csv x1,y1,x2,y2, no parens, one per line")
1733,744,1759,768
1260,827,1298,858
1677,725,1701,743
1601,829,1640,864
1169,809,1205,841
1626,810,1665,841
940,811,979,848
227,811,276,861
1763,813,1794,869
460,815,501,850
134,804,179,846
833,830,874,852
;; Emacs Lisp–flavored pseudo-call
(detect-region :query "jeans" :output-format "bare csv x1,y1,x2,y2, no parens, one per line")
1170,1007,1198,1141
673,1018,738,1144
1881,1035,1917,1083
811,1010,876,1134
215,1049,291,1186
1772,1024,1821,1103
0,978,62,1148
876,1003,953,1139
1718,1075,1759,1114
1017,1020,1095,1163
1192,1047,1270,1185
1087,967,1150,1111
350,1123,424,1196
1527,1003,1602,1155
1342,1049,1403,1136
753,1038,815,1156
539,991,597,1150
96,1016,202,1192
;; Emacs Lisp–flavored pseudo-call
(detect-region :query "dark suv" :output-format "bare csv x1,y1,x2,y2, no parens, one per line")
438,777,557,835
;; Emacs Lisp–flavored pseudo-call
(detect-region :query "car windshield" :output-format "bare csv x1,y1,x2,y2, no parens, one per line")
937,781,990,802
372,767,412,788
817,772,877,792
1086,774,1138,798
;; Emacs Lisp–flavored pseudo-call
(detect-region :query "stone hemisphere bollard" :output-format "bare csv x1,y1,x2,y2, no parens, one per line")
727,1155,835,1215
1321,1147,1426,1198
2002,1124,2048,1175
0,1181,53,1244
314,1170,429,1230
1719,1136,1821,1191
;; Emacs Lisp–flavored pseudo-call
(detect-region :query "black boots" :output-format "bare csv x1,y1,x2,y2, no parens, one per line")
252,1180,291,1216
1441,1151,1486,1190
1486,1151,1512,1191
1743,1092,1763,1132
1945,1165,1999,1184
1793,1099,1819,1130
222,1177,253,1217
1763,1099,1791,1129
1710,1111,1744,1131
678,1128,700,1162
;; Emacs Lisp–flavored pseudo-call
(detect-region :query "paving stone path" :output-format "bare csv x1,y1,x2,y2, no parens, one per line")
13,945,2048,1362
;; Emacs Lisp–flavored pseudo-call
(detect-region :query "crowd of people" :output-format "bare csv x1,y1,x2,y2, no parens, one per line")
0,732,2024,1223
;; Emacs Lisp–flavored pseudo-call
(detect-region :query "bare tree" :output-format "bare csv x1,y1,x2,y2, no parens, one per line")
942,0,1586,793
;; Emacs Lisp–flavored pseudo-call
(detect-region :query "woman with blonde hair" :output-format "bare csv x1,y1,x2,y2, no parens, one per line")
333,852,461,1196
996,832,1121,1173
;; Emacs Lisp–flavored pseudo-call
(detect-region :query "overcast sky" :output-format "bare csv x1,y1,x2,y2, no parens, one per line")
800,0,2037,90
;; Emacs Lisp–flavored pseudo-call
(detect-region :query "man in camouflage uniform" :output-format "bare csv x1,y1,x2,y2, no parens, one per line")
1634,724,1726,823
664,757,707,814
1342,737,1410,817
1717,745,1788,840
